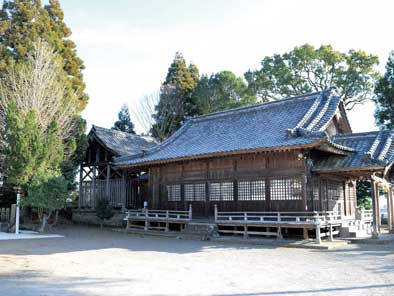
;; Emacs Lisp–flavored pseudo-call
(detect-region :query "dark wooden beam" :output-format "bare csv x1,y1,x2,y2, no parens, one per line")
371,178,379,238
78,164,83,208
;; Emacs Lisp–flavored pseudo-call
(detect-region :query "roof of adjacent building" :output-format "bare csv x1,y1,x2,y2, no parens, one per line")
114,90,356,167
90,125,157,156
314,131,394,171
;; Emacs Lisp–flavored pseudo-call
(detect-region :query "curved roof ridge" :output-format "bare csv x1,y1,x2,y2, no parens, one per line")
326,137,356,152
367,131,383,158
333,131,380,139
92,125,156,142
378,131,394,161
306,95,331,130
293,92,324,130
192,91,321,122
315,96,342,131
90,125,157,156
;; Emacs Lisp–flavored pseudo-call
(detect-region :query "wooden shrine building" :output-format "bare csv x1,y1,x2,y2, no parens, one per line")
78,90,394,240
79,125,157,209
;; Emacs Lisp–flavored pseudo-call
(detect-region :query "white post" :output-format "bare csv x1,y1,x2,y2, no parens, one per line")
15,190,20,234
144,208,148,231
328,223,333,241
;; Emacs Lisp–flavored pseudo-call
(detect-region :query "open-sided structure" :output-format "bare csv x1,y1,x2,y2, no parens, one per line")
78,125,157,209
78,91,394,241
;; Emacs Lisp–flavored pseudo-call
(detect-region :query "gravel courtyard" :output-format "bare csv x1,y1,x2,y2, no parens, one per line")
0,226,393,296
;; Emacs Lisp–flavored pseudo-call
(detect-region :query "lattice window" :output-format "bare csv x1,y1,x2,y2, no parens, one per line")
313,181,320,201
270,178,302,201
238,180,265,201
167,184,181,201
209,182,234,201
327,181,342,201
184,183,206,201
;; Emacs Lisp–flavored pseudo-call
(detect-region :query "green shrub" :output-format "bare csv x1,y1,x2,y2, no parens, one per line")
96,199,114,229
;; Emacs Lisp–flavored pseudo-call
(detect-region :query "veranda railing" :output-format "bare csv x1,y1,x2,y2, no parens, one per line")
124,205,193,231
214,205,341,226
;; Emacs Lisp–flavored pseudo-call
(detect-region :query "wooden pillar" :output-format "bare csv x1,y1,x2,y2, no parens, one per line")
105,164,110,199
388,188,394,233
122,170,127,211
205,161,210,217
303,228,309,240
92,147,100,209
371,179,379,238
302,175,308,211
319,178,324,212
92,165,97,209
78,165,83,208
375,182,381,232
233,158,238,205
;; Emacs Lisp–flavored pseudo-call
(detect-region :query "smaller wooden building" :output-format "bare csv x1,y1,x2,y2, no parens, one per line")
78,125,157,209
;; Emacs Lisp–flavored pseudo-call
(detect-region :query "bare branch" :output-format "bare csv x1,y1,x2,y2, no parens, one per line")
0,40,77,143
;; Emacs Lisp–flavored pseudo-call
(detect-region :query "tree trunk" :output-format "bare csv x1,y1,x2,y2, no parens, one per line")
52,210,59,226
38,210,53,233
39,214,48,233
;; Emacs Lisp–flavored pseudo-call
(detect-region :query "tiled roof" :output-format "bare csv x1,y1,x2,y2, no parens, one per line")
314,131,394,171
90,125,157,156
115,90,349,166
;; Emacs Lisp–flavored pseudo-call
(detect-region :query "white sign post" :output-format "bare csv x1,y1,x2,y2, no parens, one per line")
15,187,21,235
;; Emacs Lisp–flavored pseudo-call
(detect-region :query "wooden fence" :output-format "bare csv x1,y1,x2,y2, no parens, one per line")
355,208,373,222
0,205,16,231
0,207,10,223
80,179,137,209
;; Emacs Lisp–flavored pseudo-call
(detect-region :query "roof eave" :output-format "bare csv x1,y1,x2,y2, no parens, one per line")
114,141,325,169
313,165,386,173
88,129,121,157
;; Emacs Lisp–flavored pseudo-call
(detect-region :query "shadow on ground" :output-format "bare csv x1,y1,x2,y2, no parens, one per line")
0,224,282,256
0,269,133,296
207,283,394,296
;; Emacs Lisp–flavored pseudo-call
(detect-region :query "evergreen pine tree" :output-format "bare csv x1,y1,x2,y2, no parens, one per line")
152,52,199,140
0,0,88,109
0,0,88,188
375,52,394,129
112,104,136,134
4,101,43,187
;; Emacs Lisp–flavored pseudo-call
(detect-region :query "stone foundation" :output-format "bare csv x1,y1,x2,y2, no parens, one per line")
72,209,125,228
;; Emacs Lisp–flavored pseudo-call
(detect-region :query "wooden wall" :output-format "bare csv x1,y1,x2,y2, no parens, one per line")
147,151,309,216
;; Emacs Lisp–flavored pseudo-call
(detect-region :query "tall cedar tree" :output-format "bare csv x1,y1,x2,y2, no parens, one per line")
5,100,69,230
375,52,394,129
244,44,379,110
112,104,136,134
4,101,42,187
152,52,199,140
0,0,88,188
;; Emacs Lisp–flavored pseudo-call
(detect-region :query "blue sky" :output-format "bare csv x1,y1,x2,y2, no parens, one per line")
13,1,394,132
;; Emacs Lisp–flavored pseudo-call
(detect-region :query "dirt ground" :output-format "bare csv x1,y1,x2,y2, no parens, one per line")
0,225,393,296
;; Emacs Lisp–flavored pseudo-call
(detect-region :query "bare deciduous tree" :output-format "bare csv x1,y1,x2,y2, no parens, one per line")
0,40,78,143
130,91,165,137
130,88,185,141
